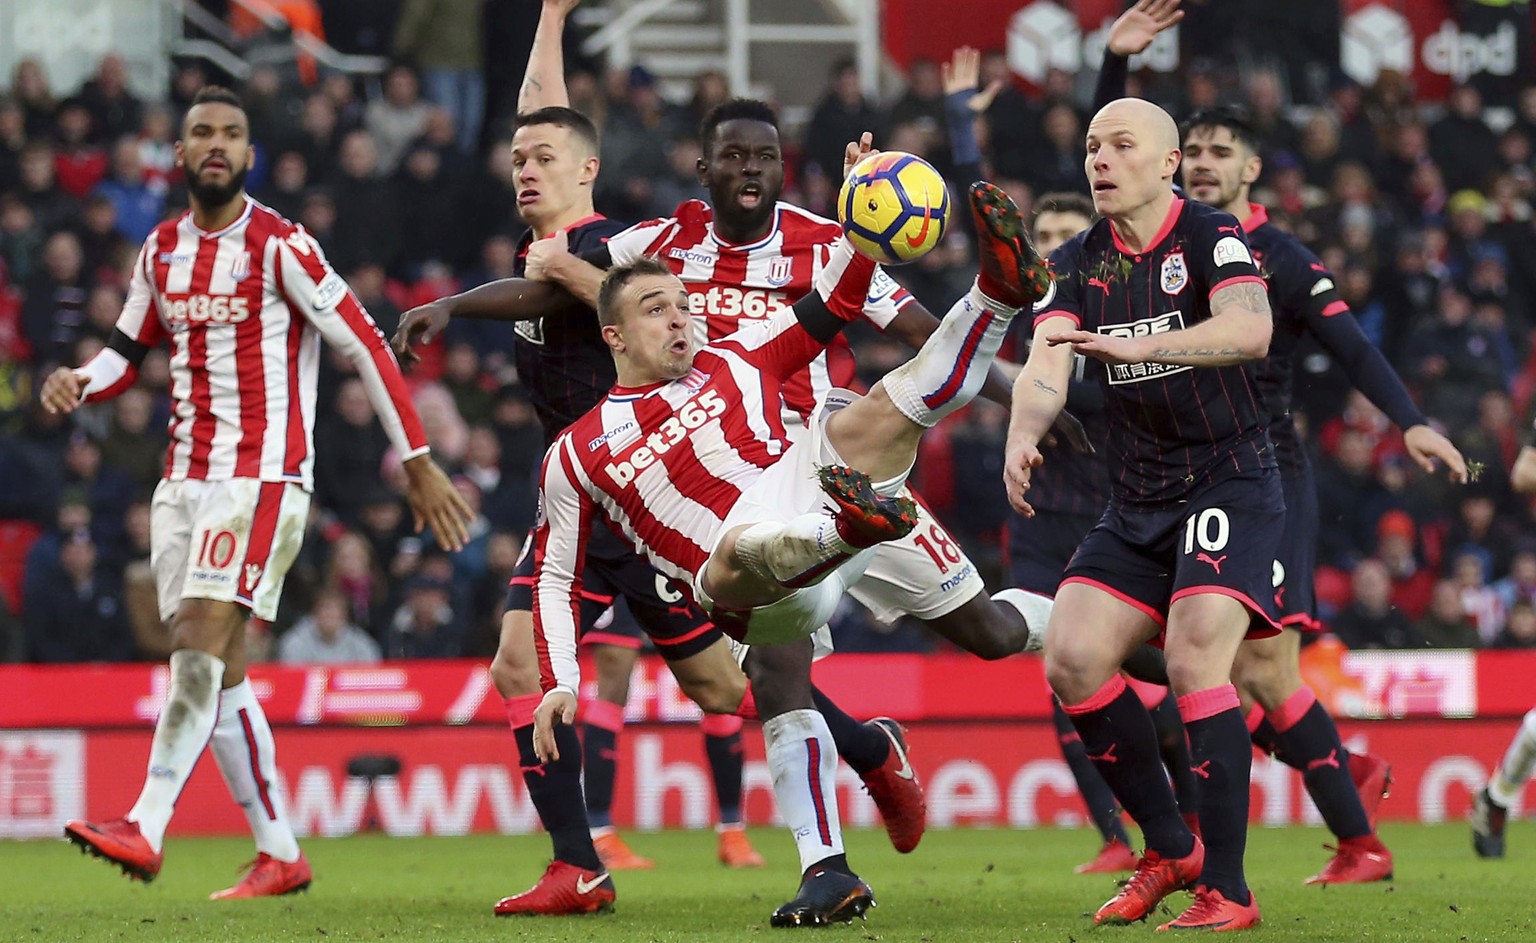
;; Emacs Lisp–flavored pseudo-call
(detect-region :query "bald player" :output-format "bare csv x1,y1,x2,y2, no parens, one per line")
1006,98,1276,931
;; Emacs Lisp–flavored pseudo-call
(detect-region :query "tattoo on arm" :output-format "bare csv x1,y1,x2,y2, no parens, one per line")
1212,282,1271,316
1031,378,1060,396
1148,347,1246,359
521,74,544,98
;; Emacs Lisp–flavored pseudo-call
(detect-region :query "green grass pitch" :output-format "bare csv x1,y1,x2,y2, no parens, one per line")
2,824,1531,941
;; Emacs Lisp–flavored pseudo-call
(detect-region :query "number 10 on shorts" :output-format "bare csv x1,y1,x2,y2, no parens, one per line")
1183,508,1230,555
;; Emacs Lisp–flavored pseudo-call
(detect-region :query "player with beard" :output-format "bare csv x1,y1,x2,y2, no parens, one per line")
1180,106,1467,883
44,86,472,897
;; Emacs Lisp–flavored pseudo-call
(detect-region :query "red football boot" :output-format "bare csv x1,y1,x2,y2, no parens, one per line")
717,826,765,868
1094,836,1205,925
819,466,920,549
859,717,927,853
1349,752,1392,829
1075,839,1139,874
592,830,654,871
493,861,615,916
1157,885,1261,932
1305,835,1394,885
209,852,313,899
64,818,163,883
968,181,1052,309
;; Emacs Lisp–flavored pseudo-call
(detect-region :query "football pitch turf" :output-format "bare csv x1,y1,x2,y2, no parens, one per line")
2,823,1530,942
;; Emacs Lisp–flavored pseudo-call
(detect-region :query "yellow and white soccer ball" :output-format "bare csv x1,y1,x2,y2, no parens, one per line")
838,151,951,265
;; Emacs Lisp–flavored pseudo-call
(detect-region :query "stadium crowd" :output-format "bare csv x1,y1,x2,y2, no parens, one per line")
4,11,1536,665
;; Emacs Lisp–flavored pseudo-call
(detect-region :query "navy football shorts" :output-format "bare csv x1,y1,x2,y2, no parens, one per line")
1061,470,1286,640
506,533,721,661
1274,460,1320,632
1007,510,1101,597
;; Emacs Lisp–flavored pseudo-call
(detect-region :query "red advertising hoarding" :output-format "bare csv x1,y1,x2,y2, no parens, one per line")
3,719,1529,839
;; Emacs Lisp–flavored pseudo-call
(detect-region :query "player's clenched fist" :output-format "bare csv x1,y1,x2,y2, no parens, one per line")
1003,440,1044,517
40,366,87,415
533,689,578,762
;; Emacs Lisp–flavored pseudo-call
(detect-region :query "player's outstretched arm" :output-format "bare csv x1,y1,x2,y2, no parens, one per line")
519,0,580,112
1051,280,1271,367
1005,316,1076,515
390,277,587,365
529,437,595,761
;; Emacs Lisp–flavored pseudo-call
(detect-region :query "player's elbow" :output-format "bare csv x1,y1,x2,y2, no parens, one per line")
1512,448,1536,494
1240,315,1272,361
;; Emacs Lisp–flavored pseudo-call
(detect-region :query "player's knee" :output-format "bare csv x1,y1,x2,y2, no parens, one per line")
1043,650,1103,706
489,649,540,698
168,600,240,654
680,673,746,715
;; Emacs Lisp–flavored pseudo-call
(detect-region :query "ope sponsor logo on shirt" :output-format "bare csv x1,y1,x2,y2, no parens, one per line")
603,391,727,486
687,286,790,319
1099,311,1193,385
164,293,252,325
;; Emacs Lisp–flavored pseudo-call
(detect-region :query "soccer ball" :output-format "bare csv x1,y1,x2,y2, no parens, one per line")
838,151,951,265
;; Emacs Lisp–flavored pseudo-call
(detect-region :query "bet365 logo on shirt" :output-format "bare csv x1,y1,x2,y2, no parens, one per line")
1099,312,1192,385
604,391,728,486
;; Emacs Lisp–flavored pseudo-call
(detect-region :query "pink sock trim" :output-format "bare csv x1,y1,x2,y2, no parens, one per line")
1061,675,1128,716
701,713,744,737
1245,705,1266,734
1124,677,1167,710
1269,686,1317,734
736,686,758,720
1176,684,1241,723
504,694,541,729
584,698,625,733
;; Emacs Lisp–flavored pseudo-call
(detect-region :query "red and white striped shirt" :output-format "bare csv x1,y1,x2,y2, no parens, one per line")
79,197,428,490
533,305,852,695
607,200,912,421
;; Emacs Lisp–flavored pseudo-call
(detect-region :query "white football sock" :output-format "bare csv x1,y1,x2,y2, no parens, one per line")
1489,708,1536,808
762,709,844,873
991,588,1054,653
211,679,302,862
128,649,225,852
879,281,1018,428
735,517,857,588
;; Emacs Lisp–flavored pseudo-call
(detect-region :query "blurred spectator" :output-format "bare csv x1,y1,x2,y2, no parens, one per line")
11,58,56,138
324,530,390,639
394,140,464,273
97,386,165,495
58,431,135,549
52,99,107,200
1315,428,1400,568
92,136,164,243
1331,558,1422,650
1401,283,1508,427
1375,510,1436,619
459,424,521,532
887,59,948,171
21,230,89,367
386,569,463,658
326,130,401,271
0,98,26,195
22,527,131,663
118,499,165,659
78,54,144,146
804,59,882,190
440,342,493,426
1429,85,1500,194
466,529,520,657
277,587,382,664
77,195,134,280
314,377,391,524
445,475,492,587
645,133,708,220
259,149,310,220
1025,103,1086,195
393,0,485,156
295,93,342,183
366,65,434,174
16,142,78,234
598,66,682,221
1443,492,1522,576
1494,599,1536,649
1450,545,1505,644
1415,579,1481,648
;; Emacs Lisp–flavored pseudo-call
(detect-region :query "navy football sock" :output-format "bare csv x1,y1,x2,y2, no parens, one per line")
1251,716,1287,764
515,723,602,871
581,723,619,830
1275,699,1371,840
1150,693,1201,818
705,729,746,825
811,685,889,774
1053,698,1131,845
1064,677,1192,859
1180,687,1252,906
